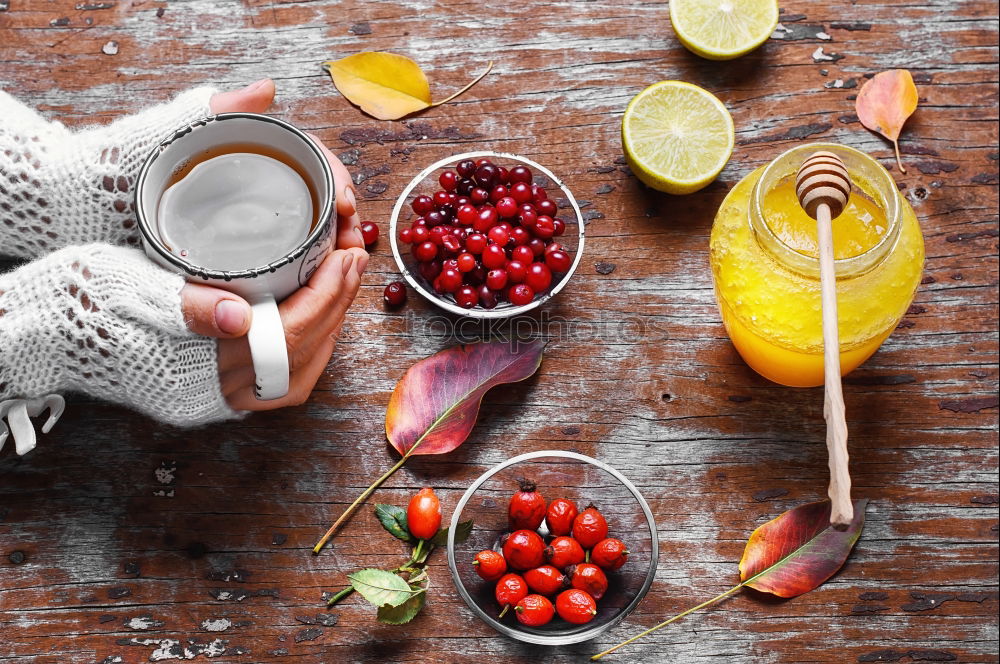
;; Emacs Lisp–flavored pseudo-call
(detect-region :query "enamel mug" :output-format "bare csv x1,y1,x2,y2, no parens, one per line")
135,113,336,401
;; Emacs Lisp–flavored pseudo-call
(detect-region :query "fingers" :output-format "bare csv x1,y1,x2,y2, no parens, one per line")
225,336,337,411
217,246,367,377
209,79,276,114
180,283,252,338
307,132,364,250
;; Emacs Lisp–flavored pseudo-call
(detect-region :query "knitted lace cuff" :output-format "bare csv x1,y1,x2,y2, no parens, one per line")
0,87,217,259
0,244,238,428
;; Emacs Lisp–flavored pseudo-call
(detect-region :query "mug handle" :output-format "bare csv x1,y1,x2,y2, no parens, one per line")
246,296,289,400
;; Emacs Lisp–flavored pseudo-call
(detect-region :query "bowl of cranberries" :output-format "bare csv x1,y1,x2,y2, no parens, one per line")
445,451,658,645
389,152,585,316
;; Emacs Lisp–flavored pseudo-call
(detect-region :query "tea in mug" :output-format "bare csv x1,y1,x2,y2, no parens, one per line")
157,143,319,271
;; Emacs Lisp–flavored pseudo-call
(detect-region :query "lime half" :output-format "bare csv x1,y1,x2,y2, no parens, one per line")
622,81,734,195
670,0,779,60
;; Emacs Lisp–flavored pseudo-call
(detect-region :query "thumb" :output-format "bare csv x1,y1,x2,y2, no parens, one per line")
210,79,276,114
181,283,252,338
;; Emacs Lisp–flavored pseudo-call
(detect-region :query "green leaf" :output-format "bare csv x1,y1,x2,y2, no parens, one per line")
431,519,474,547
377,588,426,625
375,503,413,542
347,569,421,608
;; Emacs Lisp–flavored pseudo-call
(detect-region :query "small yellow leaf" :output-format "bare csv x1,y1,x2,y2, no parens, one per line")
324,52,432,120
855,69,918,173
323,52,493,121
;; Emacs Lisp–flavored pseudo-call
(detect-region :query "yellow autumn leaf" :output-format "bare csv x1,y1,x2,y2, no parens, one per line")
323,52,492,121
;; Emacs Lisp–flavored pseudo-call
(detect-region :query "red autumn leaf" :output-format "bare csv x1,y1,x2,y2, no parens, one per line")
385,340,545,456
739,498,868,598
855,69,918,173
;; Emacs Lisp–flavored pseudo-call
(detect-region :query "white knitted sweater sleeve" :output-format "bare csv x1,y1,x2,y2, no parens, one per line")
0,88,240,439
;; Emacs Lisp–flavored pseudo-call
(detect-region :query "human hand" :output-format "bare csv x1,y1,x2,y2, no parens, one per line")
180,79,368,411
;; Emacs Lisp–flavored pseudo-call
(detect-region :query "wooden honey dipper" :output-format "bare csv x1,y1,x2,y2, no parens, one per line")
795,151,854,529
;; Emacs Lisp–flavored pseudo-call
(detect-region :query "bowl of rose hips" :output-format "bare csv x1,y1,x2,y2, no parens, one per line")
445,451,657,645
389,151,585,316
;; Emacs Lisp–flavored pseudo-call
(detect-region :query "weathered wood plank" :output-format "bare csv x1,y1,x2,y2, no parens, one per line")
1,0,997,662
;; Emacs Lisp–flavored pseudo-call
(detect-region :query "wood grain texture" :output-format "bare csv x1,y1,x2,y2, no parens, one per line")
1,1,997,662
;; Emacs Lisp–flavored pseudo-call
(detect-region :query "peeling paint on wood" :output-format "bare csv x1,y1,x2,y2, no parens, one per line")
0,0,996,663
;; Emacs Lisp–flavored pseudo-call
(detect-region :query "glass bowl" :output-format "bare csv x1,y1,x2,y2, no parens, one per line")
389,151,586,319
445,451,658,645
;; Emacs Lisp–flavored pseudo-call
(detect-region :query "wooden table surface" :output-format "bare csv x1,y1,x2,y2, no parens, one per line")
1,1,997,662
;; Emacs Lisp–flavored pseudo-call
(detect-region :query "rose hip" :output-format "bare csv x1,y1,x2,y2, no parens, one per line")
566,563,608,601
544,536,585,570
524,565,568,596
591,538,629,571
515,594,554,627
572,505,609,549
509,478,546,531
555,589,597,625
474,549,507,581
502,529,546,571
545,498,578,537
495,573,528,614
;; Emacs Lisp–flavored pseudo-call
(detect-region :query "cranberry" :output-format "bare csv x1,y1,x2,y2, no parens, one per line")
546,249,572,273
515,594,555,627
443,258,460,271
383,281,407,307
508,283,535,307
552,217,566,236
414,241,438,263
456,203,477,226
502,529,546,571
468,264,487,285
496,166,509,185
510,181,533,204
478,285,499,309
466,233,487,254
439,170,458,191
428,225,448,245
457,178,474,195
531,184,548,202
537,199,557,216
508,478,546,531
533,216,555,239
455,252,476,272
485,184,504,203
510,226,530,246
455,196,470,206
566,563,608,601
495,196,519,218
474,549,507,582
524,565,568,596
411,216,428,227
544,536,585,570
475,157,493,167
482,244,507,269
470,187,490,205
545,498,578,537
412,195,434,215
511,245,534,264
473,206,499,233
488,226,510,247
555,589,597,625
432,190,450,208
474,164,497,188
419,260,441,282
486,268,508,291
438,204,455,222
510,164,532,183
455,285,479,309
411,225,430,243
456,159,476,178
506,260,528,283
525,263,552,293
572,505,609,549
528,238,546,257
360,221,379,247
442,234,463,255
425,210,445,226
591,538,629,571
544,242,563,255
398,227,413,244
438,267,462,293
519,204,538,228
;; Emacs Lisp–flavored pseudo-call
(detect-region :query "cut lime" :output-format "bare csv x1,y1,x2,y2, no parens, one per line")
670,0,779,61
622,81,734,195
